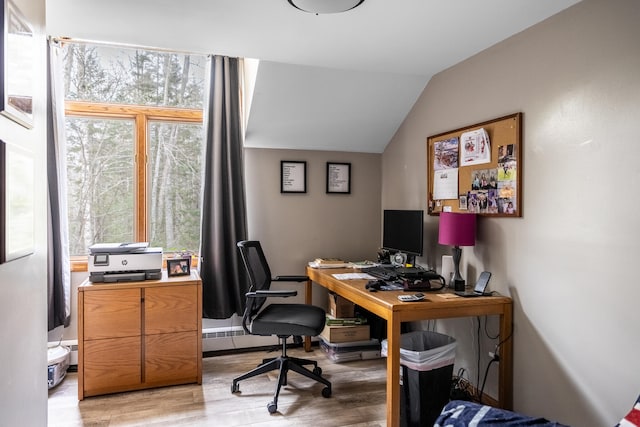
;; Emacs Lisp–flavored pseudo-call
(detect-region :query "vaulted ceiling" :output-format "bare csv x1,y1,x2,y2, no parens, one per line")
47,0,581,152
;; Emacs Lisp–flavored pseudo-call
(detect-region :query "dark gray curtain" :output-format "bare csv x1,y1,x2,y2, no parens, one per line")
47,40,71,330
198,55,249,318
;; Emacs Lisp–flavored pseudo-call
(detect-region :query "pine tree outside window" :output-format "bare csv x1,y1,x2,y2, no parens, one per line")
62,42,206,268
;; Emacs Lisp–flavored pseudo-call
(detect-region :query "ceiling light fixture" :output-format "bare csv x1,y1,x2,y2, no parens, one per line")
287,0,365,14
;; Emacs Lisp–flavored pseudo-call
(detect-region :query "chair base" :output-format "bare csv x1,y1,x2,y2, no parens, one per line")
231,339,332,414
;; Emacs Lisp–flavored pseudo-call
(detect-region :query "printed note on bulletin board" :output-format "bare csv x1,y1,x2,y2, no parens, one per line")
426,113,522,217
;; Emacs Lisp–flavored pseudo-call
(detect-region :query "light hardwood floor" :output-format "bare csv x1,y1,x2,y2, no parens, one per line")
48,347,387,426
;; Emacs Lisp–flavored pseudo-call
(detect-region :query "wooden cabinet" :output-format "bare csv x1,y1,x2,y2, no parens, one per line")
78,271,202,399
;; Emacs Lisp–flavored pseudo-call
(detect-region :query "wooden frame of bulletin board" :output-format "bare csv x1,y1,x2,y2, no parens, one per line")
427,112,522,217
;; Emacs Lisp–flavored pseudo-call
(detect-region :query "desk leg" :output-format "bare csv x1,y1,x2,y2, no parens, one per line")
498,303,514,409
304,278,312,352
386,316,401,427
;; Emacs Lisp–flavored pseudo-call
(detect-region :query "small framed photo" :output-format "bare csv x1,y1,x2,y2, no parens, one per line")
459,194,468,210
167,258,190,277
281,160,307,193
326,162,351,194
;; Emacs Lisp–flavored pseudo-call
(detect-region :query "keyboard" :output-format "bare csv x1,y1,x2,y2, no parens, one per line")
363,266,398,280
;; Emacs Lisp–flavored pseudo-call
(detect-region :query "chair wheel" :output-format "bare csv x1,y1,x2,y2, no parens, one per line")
267,402,277,414
322,387,332,398
231,383,239,393
313,366,322,376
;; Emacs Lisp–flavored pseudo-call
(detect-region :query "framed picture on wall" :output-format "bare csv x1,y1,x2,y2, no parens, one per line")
281,160,307,193
0,0,35,128
0,139,35,263
326,162,351,194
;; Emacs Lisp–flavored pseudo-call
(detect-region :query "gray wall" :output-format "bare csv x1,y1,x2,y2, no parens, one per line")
383,0,640,425
0,0,48,425
244,148,382,284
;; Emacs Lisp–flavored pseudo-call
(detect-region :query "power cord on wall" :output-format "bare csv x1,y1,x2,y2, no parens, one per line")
479,346,500,400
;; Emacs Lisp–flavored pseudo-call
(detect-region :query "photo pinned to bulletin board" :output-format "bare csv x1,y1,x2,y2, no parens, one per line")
427,113,522,217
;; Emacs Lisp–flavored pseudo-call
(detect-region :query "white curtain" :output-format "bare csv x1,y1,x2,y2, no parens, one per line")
47,39,71,330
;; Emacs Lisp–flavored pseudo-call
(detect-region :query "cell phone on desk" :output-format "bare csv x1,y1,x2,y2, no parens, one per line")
455,271,491,297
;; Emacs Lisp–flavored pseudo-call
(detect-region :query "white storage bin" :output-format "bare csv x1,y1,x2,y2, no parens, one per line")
48,345,70,389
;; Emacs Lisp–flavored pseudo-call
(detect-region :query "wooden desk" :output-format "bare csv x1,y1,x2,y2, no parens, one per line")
305,267,513,427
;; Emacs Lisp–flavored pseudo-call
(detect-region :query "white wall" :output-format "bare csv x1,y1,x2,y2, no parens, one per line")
0,0,48,425
383,0,640,425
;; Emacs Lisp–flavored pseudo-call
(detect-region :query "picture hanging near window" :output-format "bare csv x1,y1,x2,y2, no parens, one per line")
0,0,34,128
281,161,307,193
167,258,191,277
326,162,351,194
0,139,35,263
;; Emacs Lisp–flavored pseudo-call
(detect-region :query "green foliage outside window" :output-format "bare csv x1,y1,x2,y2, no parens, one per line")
62,42,206,256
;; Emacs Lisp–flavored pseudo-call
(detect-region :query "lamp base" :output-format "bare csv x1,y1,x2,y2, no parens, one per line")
452,278,465,292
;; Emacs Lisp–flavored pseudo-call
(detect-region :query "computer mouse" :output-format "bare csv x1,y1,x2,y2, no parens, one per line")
366,280,383,291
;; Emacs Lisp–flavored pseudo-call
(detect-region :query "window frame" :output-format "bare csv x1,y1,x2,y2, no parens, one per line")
65,101,203,271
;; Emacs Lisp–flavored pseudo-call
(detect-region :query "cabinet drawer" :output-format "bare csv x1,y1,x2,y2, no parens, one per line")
145,331,199,384
83,288,141,340
83,336,141,396
145,285,198,334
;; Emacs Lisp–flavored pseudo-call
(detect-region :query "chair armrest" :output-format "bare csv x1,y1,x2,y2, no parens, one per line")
273,275,309,282
246,290,297,298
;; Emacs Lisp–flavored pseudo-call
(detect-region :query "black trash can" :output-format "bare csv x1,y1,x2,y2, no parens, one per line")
383,331,457,427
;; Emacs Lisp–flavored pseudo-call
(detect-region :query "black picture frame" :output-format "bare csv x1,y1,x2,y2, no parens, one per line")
167,258,191,277
0,0,35,128
280,160,307,193
0,139,35,263
326,162,351,194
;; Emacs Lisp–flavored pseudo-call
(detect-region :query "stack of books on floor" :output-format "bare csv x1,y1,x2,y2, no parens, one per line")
319,292,381,362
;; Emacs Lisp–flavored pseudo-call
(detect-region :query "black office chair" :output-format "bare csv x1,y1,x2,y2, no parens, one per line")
231,240,332,414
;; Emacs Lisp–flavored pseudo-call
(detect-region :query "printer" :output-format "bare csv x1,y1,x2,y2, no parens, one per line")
88,242,163,283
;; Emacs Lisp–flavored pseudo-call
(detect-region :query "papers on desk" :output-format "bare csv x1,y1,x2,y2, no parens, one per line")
332,273,375,280
348,260,377,268
308,261,349,269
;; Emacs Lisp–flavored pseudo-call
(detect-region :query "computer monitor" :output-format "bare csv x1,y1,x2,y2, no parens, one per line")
382,210,424,262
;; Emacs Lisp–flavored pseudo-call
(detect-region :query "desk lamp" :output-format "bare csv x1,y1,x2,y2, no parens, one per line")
438,212,476,291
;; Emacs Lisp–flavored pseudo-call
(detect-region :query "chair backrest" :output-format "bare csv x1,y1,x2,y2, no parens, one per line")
237,240,272,327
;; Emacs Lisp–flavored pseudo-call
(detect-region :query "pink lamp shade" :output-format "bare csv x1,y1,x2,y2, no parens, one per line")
438,212,476,247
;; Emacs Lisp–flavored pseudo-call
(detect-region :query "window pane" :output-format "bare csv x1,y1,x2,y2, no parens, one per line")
63,42,206,109
148,121,203,253
66,117,135,255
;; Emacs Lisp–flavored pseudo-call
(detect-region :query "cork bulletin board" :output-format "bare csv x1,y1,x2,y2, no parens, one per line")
427,112,522,217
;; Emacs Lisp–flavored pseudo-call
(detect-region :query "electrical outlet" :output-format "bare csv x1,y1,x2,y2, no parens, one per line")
488,351,500,361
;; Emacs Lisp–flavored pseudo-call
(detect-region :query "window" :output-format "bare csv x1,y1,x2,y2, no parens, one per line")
62,42,206,259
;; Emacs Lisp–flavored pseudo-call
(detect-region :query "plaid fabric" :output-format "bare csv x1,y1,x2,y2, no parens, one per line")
617,395,640,427
435,400,569,427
